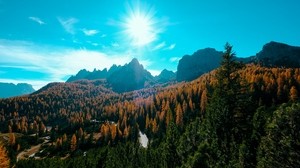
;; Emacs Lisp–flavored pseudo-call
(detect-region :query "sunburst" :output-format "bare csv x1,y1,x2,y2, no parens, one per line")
122,2,159,47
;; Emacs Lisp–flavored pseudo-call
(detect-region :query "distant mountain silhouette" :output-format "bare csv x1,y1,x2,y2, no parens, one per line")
66,41,300,90
177,48,223,82
107,58,155,93
155,69,176,83
67,65,121,82
255,41,300,67
176,42,300,82
67,58,161,93
0,83,35,98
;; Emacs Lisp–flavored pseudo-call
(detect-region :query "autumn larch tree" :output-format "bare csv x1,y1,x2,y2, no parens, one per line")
200,89,208,113
78,127,84,141
9,133,15,146
0,143,9,168
290,86,298,102
70,134,77,152
176,103,183,127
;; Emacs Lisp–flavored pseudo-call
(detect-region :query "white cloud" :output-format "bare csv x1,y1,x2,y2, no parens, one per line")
152,42,176,51
152,42,166,51
58,17,78,34
101,34,107,38
165,43,176,50
29,17,45,25
82,29,99,36
0,39,132,89
170,57,181,62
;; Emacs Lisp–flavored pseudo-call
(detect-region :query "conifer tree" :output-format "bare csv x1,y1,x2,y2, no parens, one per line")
205,43,249,166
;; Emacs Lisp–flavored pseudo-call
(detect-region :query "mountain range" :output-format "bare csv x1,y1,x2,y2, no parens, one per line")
66,41,300,93
67,58,176,93
1,41,299,97
0,83,35,98
1,41,300,167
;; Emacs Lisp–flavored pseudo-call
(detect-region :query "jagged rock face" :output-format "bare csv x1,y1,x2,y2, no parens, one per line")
155,69,176,83
66,65,122,82
0,83,35,98
107,58,154,93
256,41,300,67
177,48,223,82
65,58,179,93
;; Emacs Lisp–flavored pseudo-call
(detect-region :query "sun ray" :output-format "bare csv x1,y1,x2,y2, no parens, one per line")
122,2,158,47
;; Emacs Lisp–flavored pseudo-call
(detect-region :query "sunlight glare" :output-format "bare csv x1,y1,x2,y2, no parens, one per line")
123,3,157,47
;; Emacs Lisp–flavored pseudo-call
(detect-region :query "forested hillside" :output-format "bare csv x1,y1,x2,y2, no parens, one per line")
0,44,300,167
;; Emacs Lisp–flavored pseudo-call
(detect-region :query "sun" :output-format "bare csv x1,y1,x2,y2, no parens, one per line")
123,2,158,47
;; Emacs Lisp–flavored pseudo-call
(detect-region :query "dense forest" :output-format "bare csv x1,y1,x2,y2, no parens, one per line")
0,43,300,167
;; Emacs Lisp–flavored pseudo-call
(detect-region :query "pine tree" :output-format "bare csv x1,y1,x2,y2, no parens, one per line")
205,43,249,166
162,121,181,167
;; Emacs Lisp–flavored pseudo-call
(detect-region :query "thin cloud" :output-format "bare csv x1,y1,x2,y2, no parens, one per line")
165,43,176,50
0,39,132,89
58,17,78,34
152,41,166,51
82,29,99,36
28,17,45,25
170,57,181,62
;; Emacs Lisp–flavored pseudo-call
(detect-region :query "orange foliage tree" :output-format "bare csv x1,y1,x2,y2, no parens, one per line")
0,143,9,168
70,134,77,152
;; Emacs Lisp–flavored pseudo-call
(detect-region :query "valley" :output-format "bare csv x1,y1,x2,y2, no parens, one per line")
0,42,300,167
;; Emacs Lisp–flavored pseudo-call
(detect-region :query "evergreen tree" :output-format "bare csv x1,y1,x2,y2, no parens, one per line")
205,43,250,167
162,121,180,167
257,103,300,167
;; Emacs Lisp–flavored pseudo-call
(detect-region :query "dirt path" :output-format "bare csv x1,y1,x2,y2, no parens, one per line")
17,144,41,161
17,140,49,161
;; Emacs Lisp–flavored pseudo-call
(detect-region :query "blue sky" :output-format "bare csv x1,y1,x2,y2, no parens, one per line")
0,0,300,89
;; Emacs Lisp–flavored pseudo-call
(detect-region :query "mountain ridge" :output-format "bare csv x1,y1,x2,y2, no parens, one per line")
65,41,300,92
0,83,35,98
